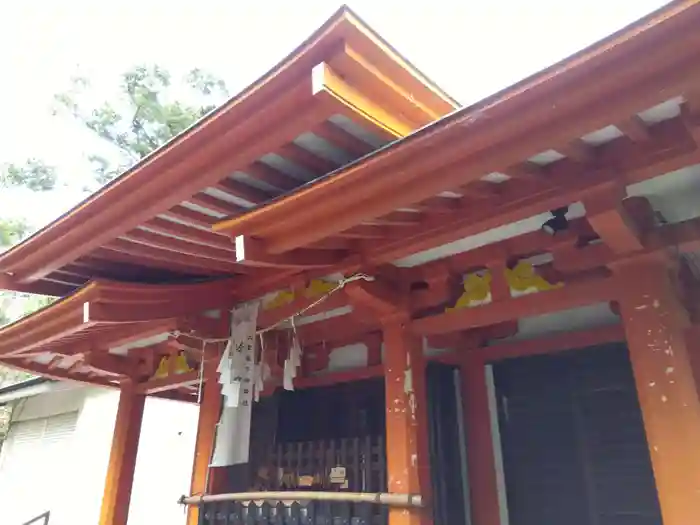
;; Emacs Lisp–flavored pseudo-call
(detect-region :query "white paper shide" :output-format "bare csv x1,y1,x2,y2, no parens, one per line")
212,303,259,466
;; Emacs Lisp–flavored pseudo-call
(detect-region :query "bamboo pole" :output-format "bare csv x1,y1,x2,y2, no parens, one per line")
179,491,423,508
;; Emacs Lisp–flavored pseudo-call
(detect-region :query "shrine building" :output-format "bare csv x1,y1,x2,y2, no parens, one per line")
1,3,700,525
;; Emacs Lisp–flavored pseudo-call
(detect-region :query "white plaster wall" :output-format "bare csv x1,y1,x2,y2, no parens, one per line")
12,384,85,422
499,303,619,343
69,388,121,525
0,387,88,525
327,342,368,371
127,396,199,525
1,385,199,525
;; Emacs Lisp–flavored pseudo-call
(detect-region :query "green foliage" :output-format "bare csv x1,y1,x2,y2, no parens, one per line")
0,63,226,442
54,65,229,186
0,219,31,327
0,218,30,249
0,296,11,327
1,160,54,325
1,159,57,192
0,368,34,443
1,64,227,321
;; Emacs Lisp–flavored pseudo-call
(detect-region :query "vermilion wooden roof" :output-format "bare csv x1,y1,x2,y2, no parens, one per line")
3,1,700,391
0,5,458,297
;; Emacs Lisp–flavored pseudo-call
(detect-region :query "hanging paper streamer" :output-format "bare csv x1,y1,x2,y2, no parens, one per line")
218,303,260,407
212,303,259,466
282,323,302,391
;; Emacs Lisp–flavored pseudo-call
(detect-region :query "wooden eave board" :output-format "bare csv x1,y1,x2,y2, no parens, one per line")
0,279,240,387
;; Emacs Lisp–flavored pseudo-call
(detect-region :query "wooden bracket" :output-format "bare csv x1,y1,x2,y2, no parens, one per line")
344,279,409,323
584,187,645,254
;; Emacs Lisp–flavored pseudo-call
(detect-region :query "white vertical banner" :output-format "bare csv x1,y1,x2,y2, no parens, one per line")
283,335,302,391
212,303,259,467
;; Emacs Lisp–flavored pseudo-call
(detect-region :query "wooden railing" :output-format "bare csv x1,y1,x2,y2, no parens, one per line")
182,491,422,525
196,499,384,525
254,436,386,492
186,436,391,524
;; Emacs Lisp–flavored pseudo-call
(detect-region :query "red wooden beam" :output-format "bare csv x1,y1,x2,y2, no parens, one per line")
429,324,625,365
556,216,700,274
136,370,201,394
412,276,617,336
344,279,407,320
584,188,645,254
293,365,384,389
235,235,348,269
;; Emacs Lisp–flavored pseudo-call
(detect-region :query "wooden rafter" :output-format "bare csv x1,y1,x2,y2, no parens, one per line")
327,41,442,126
312,120,375,158
235,236,348,269
0,273,73,297
583,189,646,254
311,61,413,140
0,357,119,388
344,279,407,320
211,178,274,206
164,205,219,227
555,215,700,274
615,115,652,142
278,142,339,175
680,99,700,145
104,239,237,273
243,162,301,192
141,217,235,250
122,229,235,260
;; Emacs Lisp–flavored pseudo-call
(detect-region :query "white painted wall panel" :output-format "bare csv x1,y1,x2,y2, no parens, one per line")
0,384,199,525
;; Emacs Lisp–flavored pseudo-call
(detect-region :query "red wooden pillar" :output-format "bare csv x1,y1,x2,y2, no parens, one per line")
383,320,431,525
187,374,222,525
98,382,146,525
617,260,700,524
461,356,501,525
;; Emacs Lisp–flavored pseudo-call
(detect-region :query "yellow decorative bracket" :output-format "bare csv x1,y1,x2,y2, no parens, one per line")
153,356,170,379
151,351,193,379
173,352,194,374
505,261,563,294
263,279,340,310
304,279,337,298
263,289,295,310
446,271,492,311
446,262,563,312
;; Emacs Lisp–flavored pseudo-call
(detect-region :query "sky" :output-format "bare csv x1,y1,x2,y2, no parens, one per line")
0,0,671,230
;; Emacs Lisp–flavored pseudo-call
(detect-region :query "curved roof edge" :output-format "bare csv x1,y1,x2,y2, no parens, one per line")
0,278,234,391
0,5,457,284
